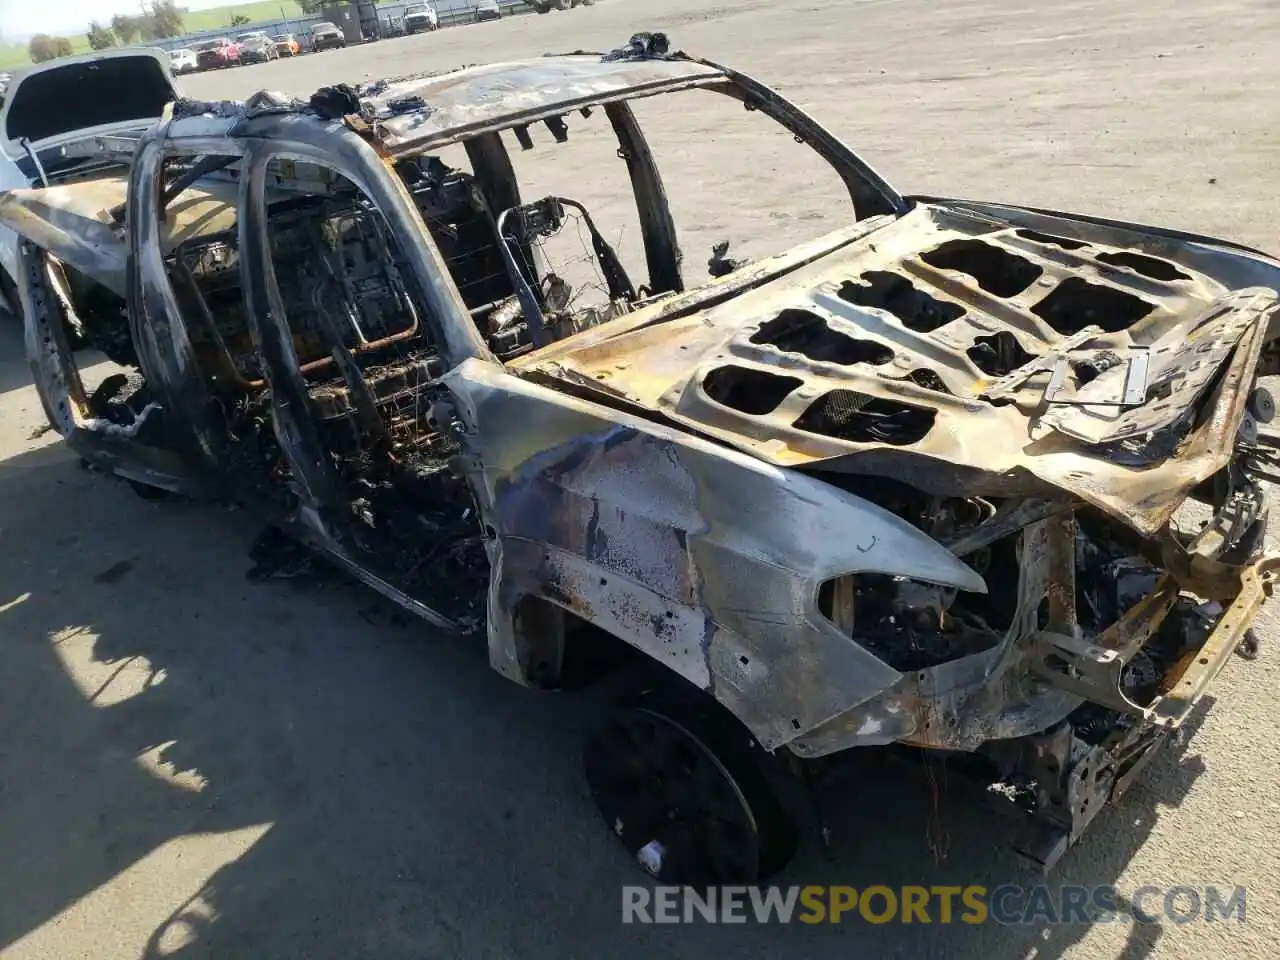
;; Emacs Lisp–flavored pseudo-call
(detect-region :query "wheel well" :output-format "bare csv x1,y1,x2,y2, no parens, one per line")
513,594,644,691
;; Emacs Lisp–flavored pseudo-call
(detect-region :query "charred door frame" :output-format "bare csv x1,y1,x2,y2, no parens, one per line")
222,113,495,365
126,118,233,484
230,123,496,628
124,115,498,502
453,104,684,314
122,115,500,628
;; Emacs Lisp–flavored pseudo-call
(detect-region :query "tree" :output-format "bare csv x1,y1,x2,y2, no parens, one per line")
28,34,58,62
111,14,141,44
298,0,327,14
147,1,185,40
28,34,71,62
230,13,251,26
29,34,74,62
87,21,116,50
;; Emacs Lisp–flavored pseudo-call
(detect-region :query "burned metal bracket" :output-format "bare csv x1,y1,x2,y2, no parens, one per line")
979,328,1101,400
544,116,569,143
1043,347,1150,407
1188,471,1266,561
1031,577,1179,717
1011,717,1170,871
1150,554,1280,727
601,32,673,62
1035,553,1279,733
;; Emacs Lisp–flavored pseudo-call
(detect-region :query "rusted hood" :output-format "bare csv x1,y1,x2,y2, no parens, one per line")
520,202,1280,534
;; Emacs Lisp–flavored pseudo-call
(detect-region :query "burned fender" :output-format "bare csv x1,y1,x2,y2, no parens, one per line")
441,359,986,750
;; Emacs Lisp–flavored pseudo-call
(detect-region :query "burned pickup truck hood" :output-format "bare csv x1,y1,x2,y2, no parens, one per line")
519,201,1280,534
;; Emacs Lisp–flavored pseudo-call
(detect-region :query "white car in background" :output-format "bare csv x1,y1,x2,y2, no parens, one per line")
168,47,198,74
0,48,176,315
404,4,440,33
475,0,503,22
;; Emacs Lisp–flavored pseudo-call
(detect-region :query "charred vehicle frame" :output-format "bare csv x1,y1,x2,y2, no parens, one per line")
4,34,1280,884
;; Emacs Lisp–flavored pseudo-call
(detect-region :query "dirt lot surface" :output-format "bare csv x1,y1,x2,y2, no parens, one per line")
3,0,1280,957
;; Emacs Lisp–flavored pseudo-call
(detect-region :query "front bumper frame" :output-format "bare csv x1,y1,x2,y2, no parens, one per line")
1011,552,1277,869
1032,552,1278,731
1150,552,1279,726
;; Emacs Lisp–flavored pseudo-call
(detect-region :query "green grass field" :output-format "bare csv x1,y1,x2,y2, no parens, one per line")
181,0,307,34
0,1,307,70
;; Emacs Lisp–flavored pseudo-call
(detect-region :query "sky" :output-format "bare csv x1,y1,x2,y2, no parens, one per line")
0,0,230,39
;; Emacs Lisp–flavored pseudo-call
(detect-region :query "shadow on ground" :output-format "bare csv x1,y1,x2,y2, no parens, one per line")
0,315,36,398
0,433,1217,960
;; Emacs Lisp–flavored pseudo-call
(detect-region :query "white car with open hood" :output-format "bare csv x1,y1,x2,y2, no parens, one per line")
0,47,176,314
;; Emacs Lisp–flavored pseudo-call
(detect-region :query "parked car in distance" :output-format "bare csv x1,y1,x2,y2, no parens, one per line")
195,37,241,70
168,47,198,74
273,33,302,57
527,0,600,10
475,0,502,21
236,32,279,63
404,4,439,33
310,21,348,51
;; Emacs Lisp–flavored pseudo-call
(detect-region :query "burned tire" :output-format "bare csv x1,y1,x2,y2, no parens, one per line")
584,686,797,886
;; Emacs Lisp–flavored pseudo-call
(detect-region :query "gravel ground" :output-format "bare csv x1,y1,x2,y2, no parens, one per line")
2,0,1279,957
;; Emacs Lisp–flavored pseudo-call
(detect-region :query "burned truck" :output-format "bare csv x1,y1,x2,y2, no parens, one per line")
2,35,1278,884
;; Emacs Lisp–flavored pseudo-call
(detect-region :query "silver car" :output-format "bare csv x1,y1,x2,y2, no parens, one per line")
236,32,280,64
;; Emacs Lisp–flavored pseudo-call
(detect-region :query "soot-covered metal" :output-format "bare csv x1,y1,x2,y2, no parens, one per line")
3,37,1279,879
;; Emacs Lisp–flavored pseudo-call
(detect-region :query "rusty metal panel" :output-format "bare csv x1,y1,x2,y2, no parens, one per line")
442,357,988,749
521,202,1280,536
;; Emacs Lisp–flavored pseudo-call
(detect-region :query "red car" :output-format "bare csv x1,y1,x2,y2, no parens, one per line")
195,37,240,71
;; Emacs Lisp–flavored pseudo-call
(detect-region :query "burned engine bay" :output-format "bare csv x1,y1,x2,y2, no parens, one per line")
507,191,1280,863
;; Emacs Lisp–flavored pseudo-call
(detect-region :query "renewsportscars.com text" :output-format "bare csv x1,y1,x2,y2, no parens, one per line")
622,884,1247,925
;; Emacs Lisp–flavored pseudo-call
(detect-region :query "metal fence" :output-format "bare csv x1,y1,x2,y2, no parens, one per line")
157,0,532,51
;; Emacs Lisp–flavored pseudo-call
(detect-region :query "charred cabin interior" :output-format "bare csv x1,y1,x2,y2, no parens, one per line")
38,87,862,630
159,145,666,621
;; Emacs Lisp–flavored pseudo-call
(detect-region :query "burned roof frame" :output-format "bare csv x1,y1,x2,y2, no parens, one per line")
162,49,907,225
